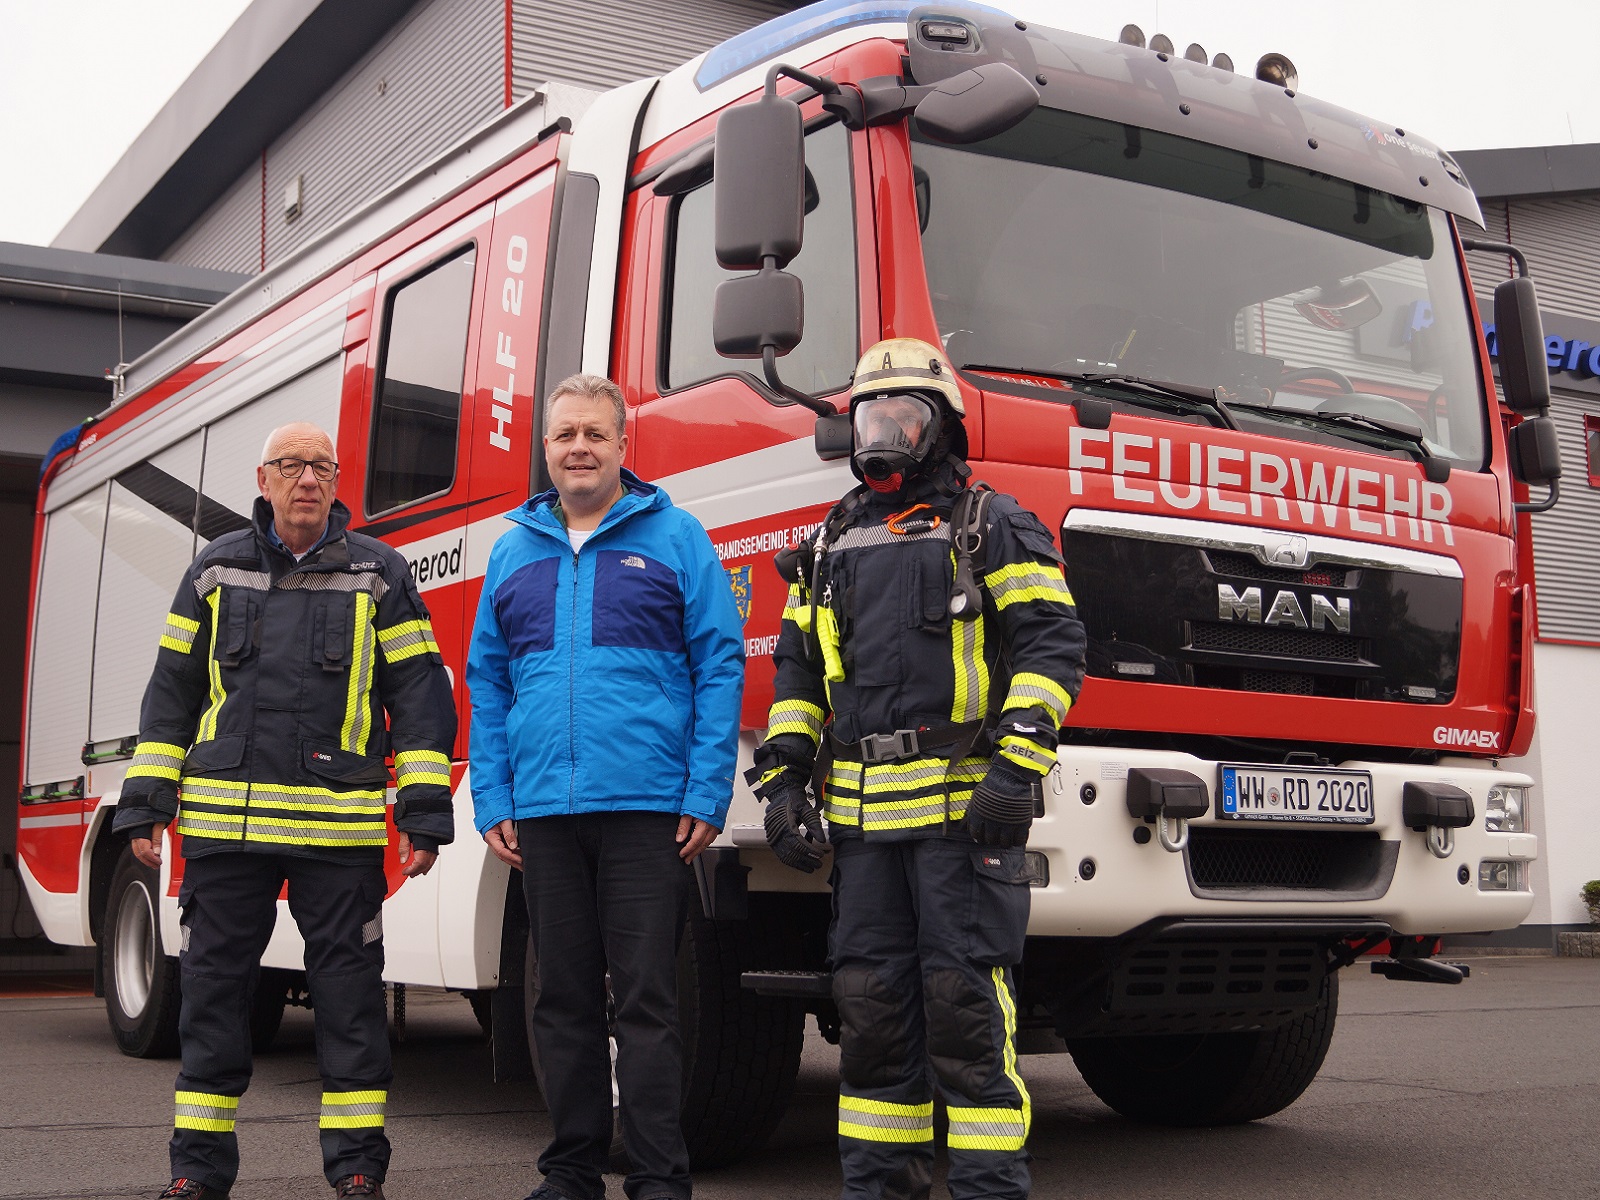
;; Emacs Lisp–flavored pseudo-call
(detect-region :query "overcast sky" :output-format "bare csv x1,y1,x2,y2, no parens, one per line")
1,0,1596,248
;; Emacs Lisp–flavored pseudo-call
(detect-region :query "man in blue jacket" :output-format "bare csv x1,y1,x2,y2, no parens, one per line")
467,373,744,1200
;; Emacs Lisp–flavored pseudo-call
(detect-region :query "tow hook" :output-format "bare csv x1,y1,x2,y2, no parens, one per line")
1125,768,1210,854
1402,781,1474,859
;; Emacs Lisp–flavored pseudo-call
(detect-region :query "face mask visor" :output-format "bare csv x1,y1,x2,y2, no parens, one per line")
851,393,941,482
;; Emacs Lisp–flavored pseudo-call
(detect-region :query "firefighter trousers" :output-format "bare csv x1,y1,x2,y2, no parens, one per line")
170,851,392,1190
829,836,1033,1200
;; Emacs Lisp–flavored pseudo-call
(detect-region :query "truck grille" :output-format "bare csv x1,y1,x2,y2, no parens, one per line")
1205,550,1350,588
1190,620,1365,662
1187,828,1394,897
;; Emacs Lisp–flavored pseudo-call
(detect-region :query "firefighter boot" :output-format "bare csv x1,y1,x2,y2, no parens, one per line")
158,1180,229,1199
334,1174,385,1198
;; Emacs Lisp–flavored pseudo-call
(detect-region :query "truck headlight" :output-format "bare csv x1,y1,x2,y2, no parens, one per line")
1485,786,1526,833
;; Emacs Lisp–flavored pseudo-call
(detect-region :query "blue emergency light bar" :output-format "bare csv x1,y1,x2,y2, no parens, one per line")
693,0,1015,92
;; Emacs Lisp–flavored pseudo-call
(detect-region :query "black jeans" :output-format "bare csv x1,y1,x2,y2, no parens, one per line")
519,810,694,1200
171,852,391,1190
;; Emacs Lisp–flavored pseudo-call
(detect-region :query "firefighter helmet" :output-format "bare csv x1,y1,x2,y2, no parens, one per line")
849,338,964,415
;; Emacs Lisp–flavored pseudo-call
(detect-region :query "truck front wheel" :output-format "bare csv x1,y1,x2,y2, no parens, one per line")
1066,969,1338,1125
102,847,182,1058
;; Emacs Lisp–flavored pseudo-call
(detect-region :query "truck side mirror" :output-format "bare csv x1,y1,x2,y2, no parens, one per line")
1493,276,1552,413
1508,415,1562,485
713,92,804,270
912,63,1039,144
713,270,803,359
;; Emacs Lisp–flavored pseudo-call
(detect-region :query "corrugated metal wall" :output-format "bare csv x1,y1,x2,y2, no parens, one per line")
163,0,796,273
510,0,792,99
1465,195,1600,643
263,0,504,268
1529,388,1600,642
165,164,262,274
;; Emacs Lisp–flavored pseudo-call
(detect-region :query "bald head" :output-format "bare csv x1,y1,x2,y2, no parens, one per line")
261,422,335,464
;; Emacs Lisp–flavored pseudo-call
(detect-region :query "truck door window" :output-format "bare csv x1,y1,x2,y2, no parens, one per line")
662,120,856,396
367,247,476,515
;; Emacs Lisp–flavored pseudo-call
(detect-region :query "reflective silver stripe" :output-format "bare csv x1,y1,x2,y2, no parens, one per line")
276,570,388,599
828,523,952,554
1003,680,1069,725
194,565,271,597
239,820,387,845
985,569,1069,605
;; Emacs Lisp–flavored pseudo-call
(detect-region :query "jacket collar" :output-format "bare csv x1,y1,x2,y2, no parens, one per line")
506,468,666,543
252,496,351,564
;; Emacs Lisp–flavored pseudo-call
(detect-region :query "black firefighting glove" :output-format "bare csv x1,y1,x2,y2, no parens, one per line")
757,770,826,874
965,757,1038,848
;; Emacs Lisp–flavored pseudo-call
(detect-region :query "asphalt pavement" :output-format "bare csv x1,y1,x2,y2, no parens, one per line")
3,956,1597,1199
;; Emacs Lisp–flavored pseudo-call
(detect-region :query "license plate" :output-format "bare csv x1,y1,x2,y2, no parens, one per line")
1218,764,1374,824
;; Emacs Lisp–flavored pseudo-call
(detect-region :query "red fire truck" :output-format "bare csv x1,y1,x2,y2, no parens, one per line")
18,0,1560,1160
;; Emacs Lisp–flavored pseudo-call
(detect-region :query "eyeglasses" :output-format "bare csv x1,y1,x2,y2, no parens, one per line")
264,457,338,481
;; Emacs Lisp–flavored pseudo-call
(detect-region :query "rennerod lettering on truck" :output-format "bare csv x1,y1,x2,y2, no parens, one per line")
17,0,1563,1160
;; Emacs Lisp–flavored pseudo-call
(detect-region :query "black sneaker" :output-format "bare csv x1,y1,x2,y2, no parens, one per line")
334,1175,386,1198
158,1181,228,1200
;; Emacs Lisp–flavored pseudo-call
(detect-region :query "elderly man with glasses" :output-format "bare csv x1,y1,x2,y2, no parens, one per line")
114,422,457,1200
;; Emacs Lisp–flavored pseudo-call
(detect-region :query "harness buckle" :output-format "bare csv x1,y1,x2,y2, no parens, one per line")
859,729,921,763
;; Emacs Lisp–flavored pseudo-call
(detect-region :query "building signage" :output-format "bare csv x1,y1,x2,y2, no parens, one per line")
1480,307,1600,398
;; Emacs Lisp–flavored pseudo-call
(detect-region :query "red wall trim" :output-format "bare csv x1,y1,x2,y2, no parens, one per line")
259,149,268,272
1537,636,1600,649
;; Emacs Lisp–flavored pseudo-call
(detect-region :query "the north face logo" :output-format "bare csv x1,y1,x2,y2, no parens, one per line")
621,555,646,569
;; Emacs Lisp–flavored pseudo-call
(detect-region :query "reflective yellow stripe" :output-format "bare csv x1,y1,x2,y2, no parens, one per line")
998,735,1055,776
341,593,377,753
319,1088,386,1129
984,561,1074,611
837,1095,934,1143
174,1090,238,1132
946,1104,1028,1151
395,749,451,789
377,617,440,663
766,698,825,744
196,590,225,743
950,573,989,722
159,611,201,655
993,966,1031,1143
127,741,186,782
1002,672,1073,726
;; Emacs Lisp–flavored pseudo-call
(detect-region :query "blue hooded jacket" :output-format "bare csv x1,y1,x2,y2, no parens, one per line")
467,471,745,833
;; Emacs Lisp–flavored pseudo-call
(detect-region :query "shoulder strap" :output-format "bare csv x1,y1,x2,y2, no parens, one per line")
948,483,996,620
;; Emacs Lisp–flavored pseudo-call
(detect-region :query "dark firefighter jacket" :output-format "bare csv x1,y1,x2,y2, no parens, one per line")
751,464,1087,839
112,497,457,861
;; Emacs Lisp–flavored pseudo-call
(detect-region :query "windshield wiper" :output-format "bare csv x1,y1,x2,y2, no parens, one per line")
961,366,1241,430
1273,409,1451,482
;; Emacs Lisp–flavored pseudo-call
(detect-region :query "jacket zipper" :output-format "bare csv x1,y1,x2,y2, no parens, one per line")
567,545,579,814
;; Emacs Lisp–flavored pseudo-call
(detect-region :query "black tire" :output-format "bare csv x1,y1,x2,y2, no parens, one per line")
1067,969,1339,1126
464,989,493,1038
677,910,806,1168
250,969,292,1053
519,909,807,1170
102,847,182,1058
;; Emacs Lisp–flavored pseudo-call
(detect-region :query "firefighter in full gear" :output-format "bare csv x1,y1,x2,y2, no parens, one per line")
113,423,456,1200
749,339,1086,1200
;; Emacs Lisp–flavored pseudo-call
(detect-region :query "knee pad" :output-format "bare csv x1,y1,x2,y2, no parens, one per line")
924,968,996,1100
834,967,912,1089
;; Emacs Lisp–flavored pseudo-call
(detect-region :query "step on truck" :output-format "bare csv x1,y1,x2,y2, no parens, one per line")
19,0,1560,1159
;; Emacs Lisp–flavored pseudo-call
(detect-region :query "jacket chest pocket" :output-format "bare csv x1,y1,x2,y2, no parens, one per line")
214,589,262,668
906,541,953,633
309,593,360,673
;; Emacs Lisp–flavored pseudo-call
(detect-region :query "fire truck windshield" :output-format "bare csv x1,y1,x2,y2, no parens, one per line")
911,107,1489,469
